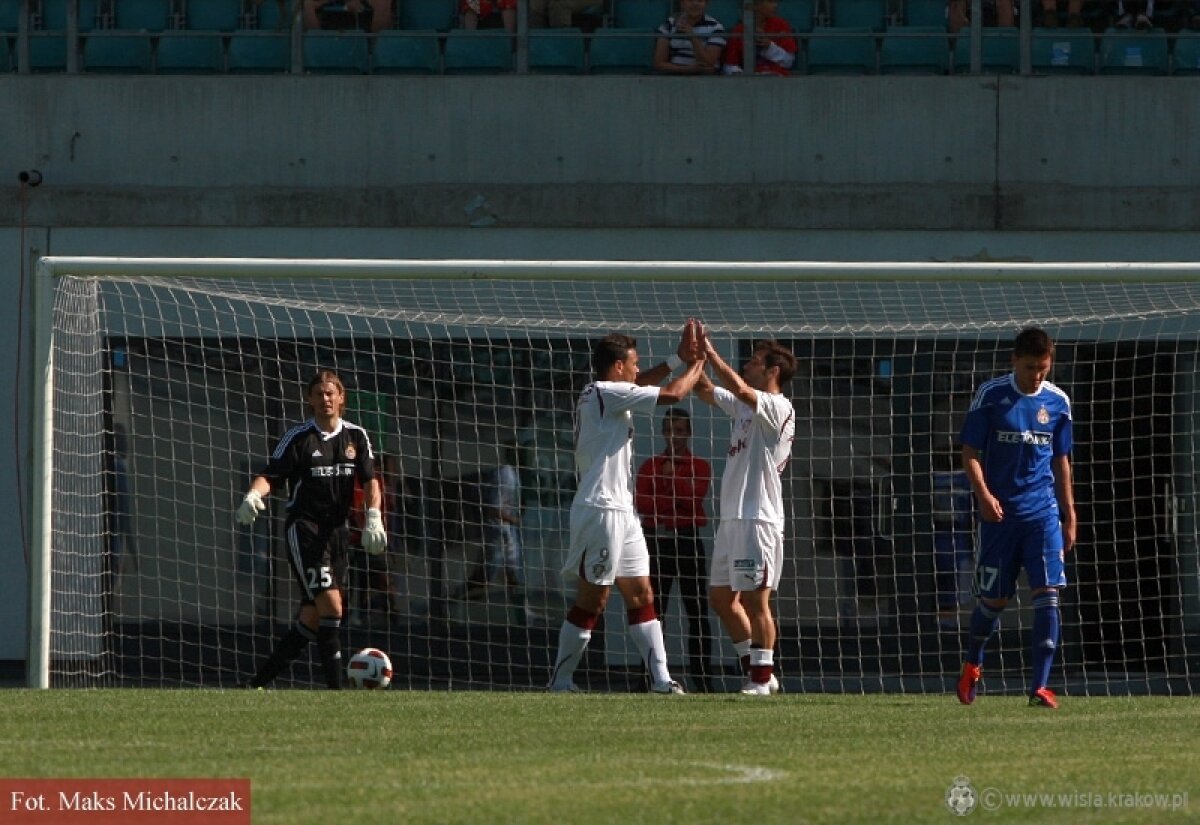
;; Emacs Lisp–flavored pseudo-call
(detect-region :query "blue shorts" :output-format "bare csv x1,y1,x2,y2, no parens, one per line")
973,510,1067,600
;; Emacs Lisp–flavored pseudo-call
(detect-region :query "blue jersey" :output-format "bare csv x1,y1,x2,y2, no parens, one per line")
960,373,1073,521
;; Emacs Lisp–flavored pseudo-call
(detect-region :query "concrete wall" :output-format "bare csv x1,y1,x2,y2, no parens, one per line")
2,75,1198,231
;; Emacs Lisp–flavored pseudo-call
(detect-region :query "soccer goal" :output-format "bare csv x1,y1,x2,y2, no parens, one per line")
28,257,1200,694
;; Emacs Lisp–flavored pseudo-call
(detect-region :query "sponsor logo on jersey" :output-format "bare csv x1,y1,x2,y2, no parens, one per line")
997,430,1051,446
1037,406,1050,425
311,464,356,478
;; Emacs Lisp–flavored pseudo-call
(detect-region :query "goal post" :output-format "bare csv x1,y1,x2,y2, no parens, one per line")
28,256,1200,693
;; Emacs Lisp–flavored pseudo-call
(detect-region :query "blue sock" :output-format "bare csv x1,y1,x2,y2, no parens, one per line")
966,602,1002,666
1031,591,1060,691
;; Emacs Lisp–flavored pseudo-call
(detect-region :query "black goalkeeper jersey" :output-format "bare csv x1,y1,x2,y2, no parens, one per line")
259,419,376,527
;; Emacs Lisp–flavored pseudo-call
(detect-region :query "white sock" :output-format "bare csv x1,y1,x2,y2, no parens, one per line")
549,622,591,688
734,639,753,660
628,618,672,686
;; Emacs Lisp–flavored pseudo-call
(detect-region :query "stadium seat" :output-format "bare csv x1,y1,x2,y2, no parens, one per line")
186,0,244,32
1030,27,1094,74
113,0,174,31
227,30,290,71
28,33,68,70
902,0,946,28
612,0,670,29
587,27,654,73
807,26,876,73
879,26,947,73
372,30,440,73
529,28,586,73
83,33,154,71
777,0,815,32
0,4,18,31
0,36,11,71
443,29,513,73
155,32,225,72
1099,28,1168,75
401,0,459,32
40,0,101,31
952,27,1018,73
830,0,888,31
256,0,294,29
1173,32,1200,75
303,30,370,72
706,0,741,27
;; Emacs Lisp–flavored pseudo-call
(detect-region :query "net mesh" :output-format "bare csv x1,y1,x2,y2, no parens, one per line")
43,269,1200,694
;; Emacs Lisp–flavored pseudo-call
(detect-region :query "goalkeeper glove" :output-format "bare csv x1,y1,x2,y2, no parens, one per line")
236,489,265,526
363,507,387,556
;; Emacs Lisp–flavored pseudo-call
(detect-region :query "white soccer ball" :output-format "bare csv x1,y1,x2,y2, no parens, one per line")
346,647,393,690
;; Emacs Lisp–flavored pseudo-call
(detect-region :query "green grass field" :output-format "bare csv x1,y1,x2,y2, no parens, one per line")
1,690,1197,824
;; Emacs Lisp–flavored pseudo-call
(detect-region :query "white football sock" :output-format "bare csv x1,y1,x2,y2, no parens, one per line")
549,622,591,688
628,618,672,686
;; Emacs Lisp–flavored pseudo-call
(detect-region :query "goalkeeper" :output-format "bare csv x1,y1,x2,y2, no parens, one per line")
235,369,387,689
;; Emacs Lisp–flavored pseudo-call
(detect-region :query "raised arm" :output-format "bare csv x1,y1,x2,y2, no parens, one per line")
704,338,758,408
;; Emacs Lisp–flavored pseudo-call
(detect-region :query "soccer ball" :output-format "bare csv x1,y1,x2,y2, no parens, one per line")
346,647,393,690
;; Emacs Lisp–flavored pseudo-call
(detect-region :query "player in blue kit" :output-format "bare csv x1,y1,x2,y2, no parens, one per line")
956,328,1077,709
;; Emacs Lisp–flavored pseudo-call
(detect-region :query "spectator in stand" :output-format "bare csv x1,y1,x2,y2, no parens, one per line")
721,0,797,75
1113,0,1155,28
461,0,517,31
635,409,714,691
303,0,394,32
529,0,596,27
654,0,727,74
949,0,1015,34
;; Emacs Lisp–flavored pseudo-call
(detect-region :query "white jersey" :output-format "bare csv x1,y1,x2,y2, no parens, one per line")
573,380,661,511
713,387,795,527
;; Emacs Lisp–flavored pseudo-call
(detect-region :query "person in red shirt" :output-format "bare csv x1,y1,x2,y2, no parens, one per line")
721,0,797,76
635,408,714,691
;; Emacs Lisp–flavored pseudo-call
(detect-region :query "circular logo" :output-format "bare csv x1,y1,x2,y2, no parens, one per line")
945,776,978,817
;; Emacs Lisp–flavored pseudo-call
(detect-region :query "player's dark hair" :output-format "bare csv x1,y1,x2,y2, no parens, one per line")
306,369,346,416
755,340,797,385
592,334,636,375
1013,327,1054,359
662,407,692,433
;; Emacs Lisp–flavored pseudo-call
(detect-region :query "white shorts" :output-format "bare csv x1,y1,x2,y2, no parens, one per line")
564,505,650,586
709,519,784,592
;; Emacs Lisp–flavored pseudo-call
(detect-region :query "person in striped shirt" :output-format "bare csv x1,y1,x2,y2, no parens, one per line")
654,0,727,74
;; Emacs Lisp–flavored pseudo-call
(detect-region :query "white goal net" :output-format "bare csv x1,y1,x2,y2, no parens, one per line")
30,258,1200,694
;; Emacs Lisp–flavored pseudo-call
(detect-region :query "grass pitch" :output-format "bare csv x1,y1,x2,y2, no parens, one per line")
1,690,1197,824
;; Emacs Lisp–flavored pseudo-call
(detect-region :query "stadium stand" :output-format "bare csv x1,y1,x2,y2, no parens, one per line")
612,0,670,30
1031,27,1095,74
401,0,459,31
529,27,587,73
156,31,226,72
879,25,948,74
777,0,816,31
1173,31,1200,74
807,26,877,73
587,27,654,72
830,0,889,31
1099,27,1169,75
901,0,946,28
83,32,155,72
443,29,514,72
227,29,290,71
373,30,441,73
112,0,174,31
952,26,1018,73
185,0,245,31
303,30,371,72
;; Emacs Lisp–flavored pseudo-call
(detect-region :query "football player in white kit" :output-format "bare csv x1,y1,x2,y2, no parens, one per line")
548,323,706,693
697,338,797,695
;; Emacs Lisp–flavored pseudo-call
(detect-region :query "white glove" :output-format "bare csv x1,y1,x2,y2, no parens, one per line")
362,507,387,556
236,489,265,526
